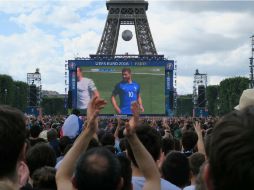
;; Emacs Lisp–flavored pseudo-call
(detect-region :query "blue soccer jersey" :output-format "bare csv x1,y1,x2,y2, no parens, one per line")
112,81,140,114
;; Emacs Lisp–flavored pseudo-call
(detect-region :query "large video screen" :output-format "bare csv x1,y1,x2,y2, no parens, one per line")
76,66,165,115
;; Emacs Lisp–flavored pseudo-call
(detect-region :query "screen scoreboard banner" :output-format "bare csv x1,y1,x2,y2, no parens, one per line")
68,58,174,116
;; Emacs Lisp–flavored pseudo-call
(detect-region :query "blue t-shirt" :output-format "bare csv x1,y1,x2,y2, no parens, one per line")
112,81,140,114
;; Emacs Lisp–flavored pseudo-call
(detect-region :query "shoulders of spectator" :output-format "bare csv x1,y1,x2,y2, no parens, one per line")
183,185,195,190
132,177,181,190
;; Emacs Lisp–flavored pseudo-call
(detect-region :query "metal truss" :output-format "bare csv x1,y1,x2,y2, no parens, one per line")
96,0,157,55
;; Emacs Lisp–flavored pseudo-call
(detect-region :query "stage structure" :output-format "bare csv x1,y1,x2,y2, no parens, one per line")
193,69,208,117
68,0,175,116
250,35,254,88
26,68,42,116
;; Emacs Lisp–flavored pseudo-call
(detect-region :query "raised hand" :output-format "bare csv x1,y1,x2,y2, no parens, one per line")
124,101,140,137
194,121,202,136
86,96,107,133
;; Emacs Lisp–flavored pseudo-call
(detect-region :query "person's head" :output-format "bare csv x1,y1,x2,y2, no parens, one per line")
26,143,56,177
126,126,162,167
189,152,205,177
162,137,174,155
161,151,190,188
205,106,254,190
74,147,123,190
47,128,58,142
100,133,115,146
59,136,72,154
76,67,83,79
119,138,127,152
122,68,132,82
32,166,56,190
0,106,28,186
182,131,198,154
117,155,132,190
30,124,42,138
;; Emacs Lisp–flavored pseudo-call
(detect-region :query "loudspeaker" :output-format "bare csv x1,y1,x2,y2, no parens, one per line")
67,90,72,109
198,85,206,107
29,85,37,106
169,90,174,109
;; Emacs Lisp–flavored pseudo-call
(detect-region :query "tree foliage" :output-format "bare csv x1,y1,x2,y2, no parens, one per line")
206,85,219,116
41,97,67,115
218,77,249,114
176,94,193,116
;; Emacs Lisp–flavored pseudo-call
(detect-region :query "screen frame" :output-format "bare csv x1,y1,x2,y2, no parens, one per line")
68,57,174,116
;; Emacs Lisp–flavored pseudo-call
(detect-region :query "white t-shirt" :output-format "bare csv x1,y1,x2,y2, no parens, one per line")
77,77,97,109
132,176,181,190
62,114,79,139
183,185,195,190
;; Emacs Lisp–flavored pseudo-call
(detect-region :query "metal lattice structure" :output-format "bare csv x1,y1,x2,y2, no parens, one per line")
96,0,157,55
193,69,207,108
27,68,42,107
250,35,254,88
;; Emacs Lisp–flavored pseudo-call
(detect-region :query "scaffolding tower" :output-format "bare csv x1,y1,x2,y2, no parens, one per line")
193,69,208,117
27,68,42,107
250,35,254,88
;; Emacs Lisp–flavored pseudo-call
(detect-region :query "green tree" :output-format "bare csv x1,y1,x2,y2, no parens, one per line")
13,81,28,111
176,94,193,116
0,74,15,105
206,85,219,116
219,77,249,114
41,97,67,115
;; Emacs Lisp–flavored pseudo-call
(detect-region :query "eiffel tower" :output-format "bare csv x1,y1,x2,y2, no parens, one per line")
96,0,157,55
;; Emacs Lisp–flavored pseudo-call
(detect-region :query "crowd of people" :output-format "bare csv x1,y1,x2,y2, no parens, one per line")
0,89,254,190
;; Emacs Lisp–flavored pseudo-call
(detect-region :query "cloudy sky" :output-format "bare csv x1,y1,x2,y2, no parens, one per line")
0,0,253,95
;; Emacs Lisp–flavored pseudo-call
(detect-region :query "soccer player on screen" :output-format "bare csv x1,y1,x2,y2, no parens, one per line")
77,67,99,110
111,68,144,114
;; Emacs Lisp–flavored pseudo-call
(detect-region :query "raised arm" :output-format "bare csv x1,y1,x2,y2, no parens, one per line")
114,117,121,140
194,121,206,157
125,102,160,190
56,97,106,190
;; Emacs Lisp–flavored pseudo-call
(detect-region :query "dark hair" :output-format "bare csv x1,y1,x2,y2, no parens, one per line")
100,133,115,146
32,166,56,190
173,138,181,151
75,147,121,190
189,152,205,176
59,136,71,154
87,138,100,150
162,137,174,155
209,106,254,190
119,138,127,152
0,106,26,179
161,151,190,188
182,131,198,152
30,124,43,138
117,155,132,190
122,68,131,74
47,128,58,142
26,143,56,176
126,126,162,167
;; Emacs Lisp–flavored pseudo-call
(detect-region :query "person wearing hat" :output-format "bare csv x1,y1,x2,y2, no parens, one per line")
235,89,254,110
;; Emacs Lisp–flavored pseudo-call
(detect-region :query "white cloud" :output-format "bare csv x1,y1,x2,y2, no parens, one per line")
0,0,253,96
